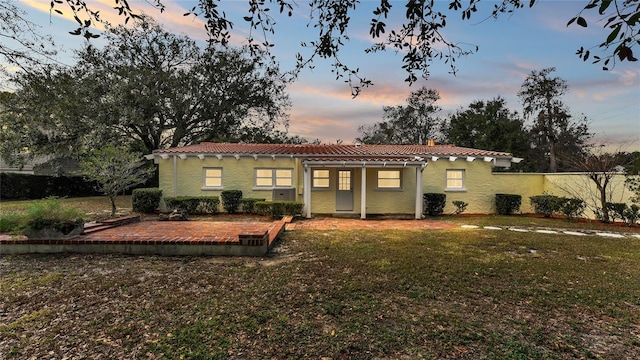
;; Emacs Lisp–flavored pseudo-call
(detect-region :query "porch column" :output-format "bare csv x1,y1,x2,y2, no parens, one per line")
415,166,424,219
303,165,312,218
361,167,367,219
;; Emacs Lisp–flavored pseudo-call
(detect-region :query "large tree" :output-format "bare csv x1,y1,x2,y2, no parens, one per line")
518,67,591,172
0,0,58,76
30,0,637,95
443,97,530,155
0,65,107,170
357,87,442,145
78,18,290,153
0,18,291,167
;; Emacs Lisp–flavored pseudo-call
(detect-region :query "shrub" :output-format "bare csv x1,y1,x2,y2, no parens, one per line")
132,188,163,213
7,197,85,235
495,194,521,215
606,202,627,223
423,193,446,216
559,197,585,220
623,204,640,226
255,201,304,218
221,190,243,213
605,203,640,226
529,194,563,217
0,213,21,232
240,198,266,214
164,196,220,215
452,200,468,215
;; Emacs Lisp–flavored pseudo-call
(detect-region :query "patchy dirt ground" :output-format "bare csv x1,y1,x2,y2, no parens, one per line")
1,228,639,359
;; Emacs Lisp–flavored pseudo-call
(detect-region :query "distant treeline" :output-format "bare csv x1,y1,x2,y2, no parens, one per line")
0,173,157,200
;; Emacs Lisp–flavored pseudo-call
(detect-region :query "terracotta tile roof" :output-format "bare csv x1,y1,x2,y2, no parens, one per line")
153,142,512,158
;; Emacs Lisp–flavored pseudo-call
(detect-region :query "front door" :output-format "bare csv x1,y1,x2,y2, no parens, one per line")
336,170,353,211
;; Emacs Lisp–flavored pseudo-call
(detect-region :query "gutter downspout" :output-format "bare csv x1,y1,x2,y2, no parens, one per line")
415,163,427,219
303,165,312,218
173,155,178,197
361,166,367,220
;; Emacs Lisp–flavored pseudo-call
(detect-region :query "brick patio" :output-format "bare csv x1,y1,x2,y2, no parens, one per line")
0,216,459,256
0,217,290,256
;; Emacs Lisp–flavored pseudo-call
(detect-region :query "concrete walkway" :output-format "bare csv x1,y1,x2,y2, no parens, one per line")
459,224,640,239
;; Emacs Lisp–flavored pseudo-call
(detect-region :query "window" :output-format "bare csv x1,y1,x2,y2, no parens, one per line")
377,170,401,189
203,168,222,188
255,168,293,188
446,169,465,190
312,169,330,189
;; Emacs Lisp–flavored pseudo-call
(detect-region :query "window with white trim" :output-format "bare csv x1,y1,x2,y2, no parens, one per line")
203,168,223,188
255,168,293,188
446,169,465,190
377,170,401,189
312,169,330,189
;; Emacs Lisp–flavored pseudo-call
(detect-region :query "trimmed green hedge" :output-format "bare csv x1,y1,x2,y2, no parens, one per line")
423,193,446,216
164,196,220,215
255,201,304,217
529,195,563,218
529,195,585,219
240,198,266,214
132,188,163,213
221,190,243,214
495,194,521,215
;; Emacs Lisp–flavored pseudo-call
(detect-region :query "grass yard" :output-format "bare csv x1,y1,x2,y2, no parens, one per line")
0,196,133,221
1,226,639,359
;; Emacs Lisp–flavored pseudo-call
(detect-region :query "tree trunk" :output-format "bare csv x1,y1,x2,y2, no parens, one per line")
598,184,609,223
549,140,558,172
109,196,117,217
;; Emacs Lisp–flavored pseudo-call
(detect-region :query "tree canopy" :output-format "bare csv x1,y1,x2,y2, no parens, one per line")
443,97,530,156
356,86,443,145
0,18,292,168
518,67,592,172
28,0,638,95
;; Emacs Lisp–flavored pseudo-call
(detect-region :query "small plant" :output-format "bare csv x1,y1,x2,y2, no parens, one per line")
255,201,303,218
495,194,521,215
559,197,585,220
221,190,243,214
423,193,446,216
452,200,468,215
623,204,640,226
5,197,86,237
0,213,21,232
240,198,266,214
606,202,627,223
164,196,220,215
132,188,163,213
529,194,563,218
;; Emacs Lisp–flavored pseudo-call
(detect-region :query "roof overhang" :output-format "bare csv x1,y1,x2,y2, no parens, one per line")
303,158,426,168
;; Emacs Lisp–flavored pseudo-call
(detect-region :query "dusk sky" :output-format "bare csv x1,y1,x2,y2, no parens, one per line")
15,0,640,152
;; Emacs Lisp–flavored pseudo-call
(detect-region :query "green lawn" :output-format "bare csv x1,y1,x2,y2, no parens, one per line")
1,227,639,359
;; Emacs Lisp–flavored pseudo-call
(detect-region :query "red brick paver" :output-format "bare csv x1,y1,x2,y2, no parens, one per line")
79,221,275,244
0,217,454,246
0,221,275,245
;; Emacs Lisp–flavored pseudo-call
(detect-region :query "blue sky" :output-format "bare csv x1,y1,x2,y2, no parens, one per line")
15,0,640,152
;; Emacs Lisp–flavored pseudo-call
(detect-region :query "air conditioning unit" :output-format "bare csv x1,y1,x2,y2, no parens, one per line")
272,188,296,201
